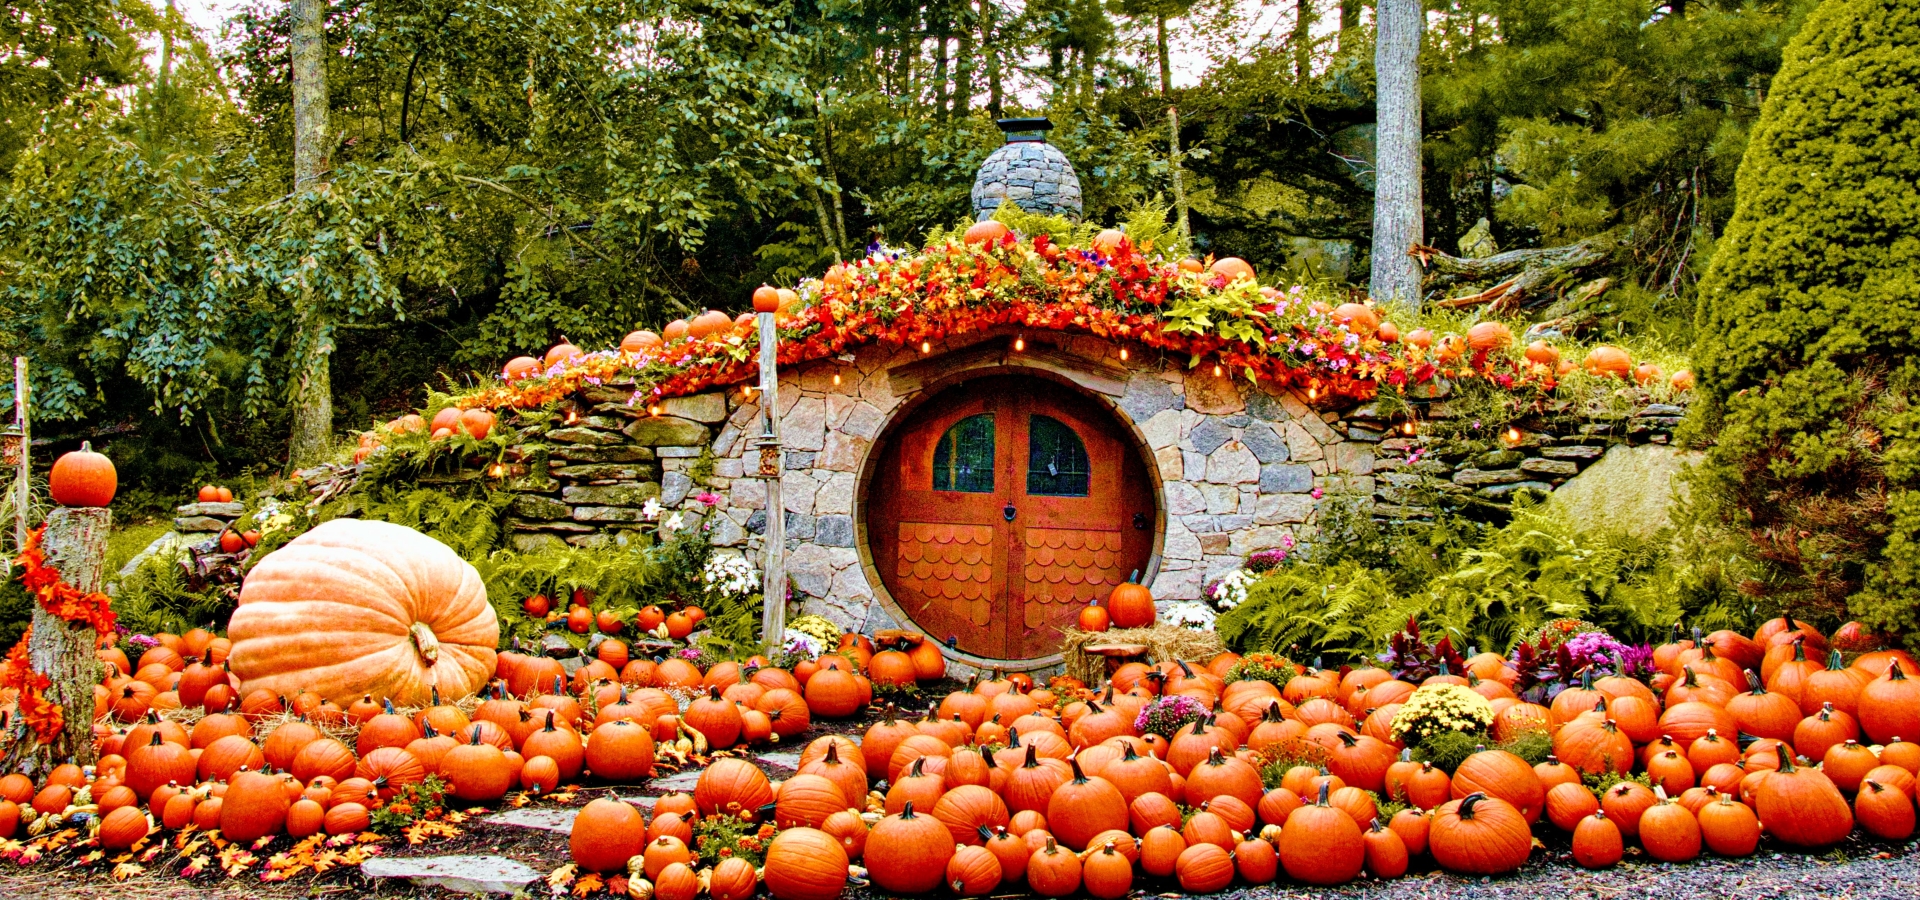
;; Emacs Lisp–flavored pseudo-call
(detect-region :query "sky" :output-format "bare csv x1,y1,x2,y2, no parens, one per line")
165,0,1312,92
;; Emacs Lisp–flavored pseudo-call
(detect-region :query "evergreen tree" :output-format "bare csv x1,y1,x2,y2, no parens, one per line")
1688,0,1920,638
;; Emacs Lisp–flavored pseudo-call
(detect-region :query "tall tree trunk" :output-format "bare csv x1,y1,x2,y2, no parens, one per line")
289,0,333,466
159,0,176,91
1339,0,1361,50
984,0,1002,116
955,8,975,116
1155,16,1191,243
1370,0,1423,307
3,508,109,776
1294,0,1315,82
933,27,951,117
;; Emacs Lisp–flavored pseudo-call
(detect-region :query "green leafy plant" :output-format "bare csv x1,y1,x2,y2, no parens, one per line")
368,775,452,834
1410,730,1489,775
1221,653,1299,690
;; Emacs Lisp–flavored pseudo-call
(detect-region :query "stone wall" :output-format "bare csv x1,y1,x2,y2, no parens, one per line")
1364,399,1686,520
475,331,1685,671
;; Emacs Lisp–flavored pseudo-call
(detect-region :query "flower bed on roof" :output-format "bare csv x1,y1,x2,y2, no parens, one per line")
447,224,1658,417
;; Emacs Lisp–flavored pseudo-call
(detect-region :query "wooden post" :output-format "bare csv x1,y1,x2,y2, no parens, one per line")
12,357,28,552
756,312,786,651
4,507,109,775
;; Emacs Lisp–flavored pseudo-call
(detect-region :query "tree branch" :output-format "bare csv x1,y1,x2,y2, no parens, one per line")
448,174,622,267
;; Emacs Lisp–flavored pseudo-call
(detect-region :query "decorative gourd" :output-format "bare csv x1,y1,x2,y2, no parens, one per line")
227,519,499,707
1105,571,1155,628
49,442,117,507
1429,792,1532,875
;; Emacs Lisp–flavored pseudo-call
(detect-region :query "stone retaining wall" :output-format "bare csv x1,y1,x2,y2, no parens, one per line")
453,333,1684,670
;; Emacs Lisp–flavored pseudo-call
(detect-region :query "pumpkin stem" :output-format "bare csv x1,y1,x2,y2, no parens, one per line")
1069,757,1089,783
408,621,442,665
1337,730,1358,748
1007,727,1022,748
910,758,926,778
824,742,843,764
1127,569,1140,585
900,801,917,819
383,698,397,715
544,710,558,732
1775,743,1795,773
1315,781,1330,806
976,825,996,842
1891,660,1908,681
1121,744,1140,762
423,721,438,738
1457,791,1486,818
1022,744,1040,768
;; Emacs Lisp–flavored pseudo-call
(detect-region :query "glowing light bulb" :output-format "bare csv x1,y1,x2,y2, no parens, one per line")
1308,386,1318,401
565,410,578,425
1015,336,1025,352
920,340,932,354
1506,427,1522,444
1119,348,1129,361
648,404,661,416
832,373,843,386
488,463,506,478
1402,421,1416,436
1213,364,1223,377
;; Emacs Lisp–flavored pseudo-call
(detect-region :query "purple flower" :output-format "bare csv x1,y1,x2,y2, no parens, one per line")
679,647,702,659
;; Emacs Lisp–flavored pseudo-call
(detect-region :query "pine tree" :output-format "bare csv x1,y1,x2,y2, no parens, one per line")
1689,0,1920,638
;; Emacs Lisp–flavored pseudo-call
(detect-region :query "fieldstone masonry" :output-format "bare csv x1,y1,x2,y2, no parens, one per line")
971,140,1085,221
481,332,1686,671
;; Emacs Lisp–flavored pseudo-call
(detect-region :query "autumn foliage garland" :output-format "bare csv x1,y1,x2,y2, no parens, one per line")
449,233,1559,415
0,526,117,743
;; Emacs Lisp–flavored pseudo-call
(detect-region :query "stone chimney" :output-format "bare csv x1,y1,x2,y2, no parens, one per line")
970,117,1084,222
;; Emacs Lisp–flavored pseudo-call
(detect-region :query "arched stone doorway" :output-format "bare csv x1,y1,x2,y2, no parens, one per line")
864,373,1158,661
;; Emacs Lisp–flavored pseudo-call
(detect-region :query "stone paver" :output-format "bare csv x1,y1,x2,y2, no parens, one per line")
481,807,577,834
362,854,543,894
651,769,705,792
755,751,802,771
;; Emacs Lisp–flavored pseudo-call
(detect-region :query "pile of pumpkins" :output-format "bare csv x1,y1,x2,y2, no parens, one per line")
0,623,902,850
577,617,1920,900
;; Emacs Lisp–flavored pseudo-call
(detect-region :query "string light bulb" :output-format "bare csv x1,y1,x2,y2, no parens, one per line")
1119,348,1129,361
564,409,578,425
1506,427,1523,445
1014,336,1025,352
488,463,506,478
1307,386,1319,401
832,372,842,387
648,404,661,416
920,340,932,354
1402,421,1416,436
1213,364,1223,377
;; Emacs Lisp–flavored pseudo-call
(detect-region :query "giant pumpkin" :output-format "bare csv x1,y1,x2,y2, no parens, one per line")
227,519,498,706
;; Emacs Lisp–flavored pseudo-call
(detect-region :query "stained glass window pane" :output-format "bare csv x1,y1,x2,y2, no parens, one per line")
1027,415,1090,496
932,414,996,492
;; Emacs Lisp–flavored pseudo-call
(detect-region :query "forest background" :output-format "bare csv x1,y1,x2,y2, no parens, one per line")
0,0,1812,498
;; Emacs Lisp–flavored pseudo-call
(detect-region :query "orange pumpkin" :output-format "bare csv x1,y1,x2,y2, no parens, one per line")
1466,322,1513,353
1078,603,1111,632
689,310,733,339
963,220,1011,245
621,331,662,352
544,343,582,366
1210,257,1255,283
1583,346,1632,378
1106,574,1154,629
49,442,117,507
753,285,782,314
664,319,690,342
227,519,499,707
502,356,540,381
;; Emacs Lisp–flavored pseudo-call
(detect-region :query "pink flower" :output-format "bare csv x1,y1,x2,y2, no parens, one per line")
695,492,721,506
1310,488,1323,499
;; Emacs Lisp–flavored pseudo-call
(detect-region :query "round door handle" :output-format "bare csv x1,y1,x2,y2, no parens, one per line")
1133,512,1149,530
1003,503,1016,522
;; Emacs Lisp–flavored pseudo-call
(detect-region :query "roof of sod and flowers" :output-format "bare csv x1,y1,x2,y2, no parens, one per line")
365,206,1692,447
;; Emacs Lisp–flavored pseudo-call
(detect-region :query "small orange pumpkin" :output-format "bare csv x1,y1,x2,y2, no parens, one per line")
50,441,117,507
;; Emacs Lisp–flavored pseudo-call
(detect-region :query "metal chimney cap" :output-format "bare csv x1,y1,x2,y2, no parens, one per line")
996,117,1055,142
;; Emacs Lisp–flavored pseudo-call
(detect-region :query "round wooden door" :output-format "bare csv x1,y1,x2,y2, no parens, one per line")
868,375,1156,660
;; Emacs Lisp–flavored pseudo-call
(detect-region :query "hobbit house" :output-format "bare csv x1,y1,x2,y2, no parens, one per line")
368,133,1689,676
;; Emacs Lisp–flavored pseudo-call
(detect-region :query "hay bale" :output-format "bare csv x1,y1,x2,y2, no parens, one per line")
1059,625,1226,686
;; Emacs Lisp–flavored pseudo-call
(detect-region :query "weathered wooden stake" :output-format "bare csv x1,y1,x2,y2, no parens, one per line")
5,507,109,775
756,312,786,651
12,357,27,551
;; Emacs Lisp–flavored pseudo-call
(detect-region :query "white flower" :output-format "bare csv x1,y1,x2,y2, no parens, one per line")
1207,569,1259,610
663,512,684,533
642,498,664,521
1163,602,1217,629
782,630,823,658
702,553,759,599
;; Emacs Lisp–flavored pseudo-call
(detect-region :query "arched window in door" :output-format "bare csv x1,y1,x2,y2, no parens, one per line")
932,414,996,492
1026,415,1090,496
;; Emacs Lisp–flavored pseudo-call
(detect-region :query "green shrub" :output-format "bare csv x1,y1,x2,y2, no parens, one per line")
1412,731,1489,775
1686,0,1920,646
